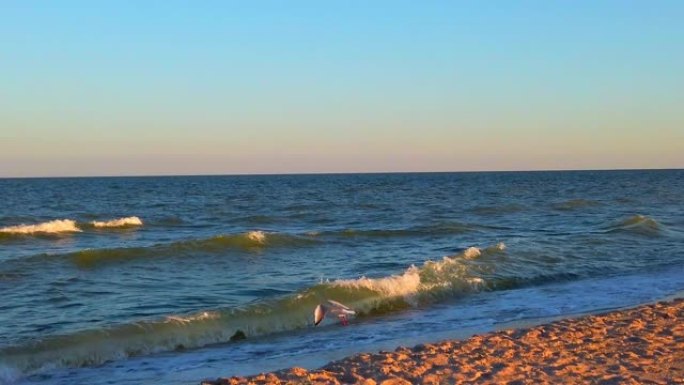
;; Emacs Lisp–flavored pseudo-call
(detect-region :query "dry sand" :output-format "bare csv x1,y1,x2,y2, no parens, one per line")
202,298,684,384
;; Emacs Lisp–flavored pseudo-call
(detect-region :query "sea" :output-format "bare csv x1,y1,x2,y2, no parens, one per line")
1,170,683,384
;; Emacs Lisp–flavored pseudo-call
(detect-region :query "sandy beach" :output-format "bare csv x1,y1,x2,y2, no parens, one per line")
203,298,684,385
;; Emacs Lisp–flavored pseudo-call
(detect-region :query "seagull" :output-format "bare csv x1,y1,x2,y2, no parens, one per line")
314,299,356,326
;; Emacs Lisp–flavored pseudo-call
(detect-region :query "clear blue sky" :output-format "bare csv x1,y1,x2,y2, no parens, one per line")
1,1,682,177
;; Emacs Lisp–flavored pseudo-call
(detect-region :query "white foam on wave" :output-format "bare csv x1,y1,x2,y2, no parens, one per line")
331,243,505,301
0,219,81,235
333,265,423,298
463,246,481,259
90,216,143,228
487,242,506,253
246,230,266,244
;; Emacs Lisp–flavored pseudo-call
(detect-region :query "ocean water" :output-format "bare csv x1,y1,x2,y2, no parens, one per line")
1,170,683,384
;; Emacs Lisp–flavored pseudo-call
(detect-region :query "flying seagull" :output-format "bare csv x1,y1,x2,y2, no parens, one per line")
314,300,356,326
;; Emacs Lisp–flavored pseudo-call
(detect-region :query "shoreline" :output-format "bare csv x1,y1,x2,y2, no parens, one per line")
202,298,684,384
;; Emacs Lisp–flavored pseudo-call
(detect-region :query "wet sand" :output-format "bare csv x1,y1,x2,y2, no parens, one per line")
202,298,684,384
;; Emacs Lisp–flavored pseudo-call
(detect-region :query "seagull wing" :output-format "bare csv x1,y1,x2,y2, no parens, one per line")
314,304,326,326
326,300,356,315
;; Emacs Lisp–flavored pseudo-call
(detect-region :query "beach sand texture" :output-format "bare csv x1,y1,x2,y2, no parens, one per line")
203,298,684,385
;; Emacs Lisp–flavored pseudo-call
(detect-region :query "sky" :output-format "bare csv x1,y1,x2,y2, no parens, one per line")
1,1,683,177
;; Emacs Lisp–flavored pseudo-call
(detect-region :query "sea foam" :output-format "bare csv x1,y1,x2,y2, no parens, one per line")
90,216,143,228
0,219,81,235
246,230,267,244
331,244,503,302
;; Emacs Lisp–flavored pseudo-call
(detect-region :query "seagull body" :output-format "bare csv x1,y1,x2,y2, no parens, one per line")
314,299,356,326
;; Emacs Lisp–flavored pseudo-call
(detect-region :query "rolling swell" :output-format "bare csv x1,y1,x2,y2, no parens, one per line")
0,243,506,376
4,222,501,268
0,219,492,245
3,231,319,269
606,215,664,237
552,199,601,211
69,231,318,266
470,204,526,216
319,221,501,239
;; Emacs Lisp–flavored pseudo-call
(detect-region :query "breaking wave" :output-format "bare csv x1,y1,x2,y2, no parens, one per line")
0,219,81,236
0,243,506,376
87,216,143,229
329,243,505,305
0,217,144,239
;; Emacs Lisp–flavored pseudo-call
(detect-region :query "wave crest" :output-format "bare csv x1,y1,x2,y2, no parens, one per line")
327,222,490,239
246,230,266,244
0,219,81,235
3,231,319,269
66,231,315,267
0,217,144,238
325,243,504,306
607,215,663,236
89,216,143,228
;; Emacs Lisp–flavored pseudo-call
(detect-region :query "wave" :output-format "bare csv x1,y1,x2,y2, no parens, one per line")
0,219,81,236
35,231,315,268
327,244,504,305
0,219,493,246
10,224,487,268
321,221,497,239
232,215,281,225
470,204,526,215
0,243,505,375
5,222,489,265
552,199,601,211
0,217,143,239
87,216,143,229
606,215,663,236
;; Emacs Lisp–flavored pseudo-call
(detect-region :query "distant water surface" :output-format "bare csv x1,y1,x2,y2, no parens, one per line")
0,170,683,384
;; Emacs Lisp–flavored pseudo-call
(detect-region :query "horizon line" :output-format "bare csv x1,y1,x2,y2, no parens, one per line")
1,166,681,180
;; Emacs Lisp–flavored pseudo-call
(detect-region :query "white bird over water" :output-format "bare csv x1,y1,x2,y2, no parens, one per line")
314,300,356,326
